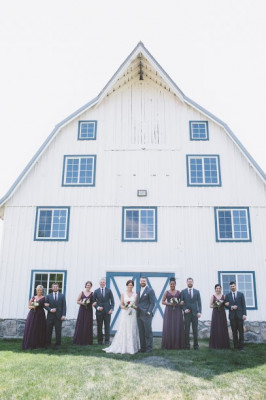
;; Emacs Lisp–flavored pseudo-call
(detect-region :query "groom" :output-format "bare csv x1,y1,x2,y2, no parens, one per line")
137,277,155,353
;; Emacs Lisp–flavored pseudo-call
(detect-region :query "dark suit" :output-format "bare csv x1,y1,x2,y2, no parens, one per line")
137,286,156,352
181,288,202,349
45,291,66,346
225,291,247,349
93,287,114,344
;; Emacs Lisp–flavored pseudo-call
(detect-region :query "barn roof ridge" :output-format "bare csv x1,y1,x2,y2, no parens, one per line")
0,42,265,208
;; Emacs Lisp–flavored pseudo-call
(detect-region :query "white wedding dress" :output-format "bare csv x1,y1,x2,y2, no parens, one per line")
103,293,140,354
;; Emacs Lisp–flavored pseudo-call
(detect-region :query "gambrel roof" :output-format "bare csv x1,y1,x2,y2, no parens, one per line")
0,41,265,215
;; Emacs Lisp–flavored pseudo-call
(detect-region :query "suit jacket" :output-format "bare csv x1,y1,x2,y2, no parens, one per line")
93,287,114,315
45,292,66,319
225,291,247,319
137,286,156,316
181,288,202,317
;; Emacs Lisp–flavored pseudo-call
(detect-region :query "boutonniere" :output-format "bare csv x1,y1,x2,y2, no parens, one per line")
144,293,147,296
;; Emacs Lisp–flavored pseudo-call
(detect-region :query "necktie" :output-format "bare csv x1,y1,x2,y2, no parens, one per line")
55,292,57,302
189,289,192,298
101,288,104,298
233,292,236,302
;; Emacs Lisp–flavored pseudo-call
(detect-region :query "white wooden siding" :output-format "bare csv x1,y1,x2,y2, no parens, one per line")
0,73,265,324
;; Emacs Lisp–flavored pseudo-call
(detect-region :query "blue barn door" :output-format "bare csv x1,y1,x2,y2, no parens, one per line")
106,272,174,336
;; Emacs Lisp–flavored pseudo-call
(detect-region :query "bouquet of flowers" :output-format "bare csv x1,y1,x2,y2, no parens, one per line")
31,299,39,311
169,297,180,310
213,299,224,310
124,300,136,315
81,298,90,309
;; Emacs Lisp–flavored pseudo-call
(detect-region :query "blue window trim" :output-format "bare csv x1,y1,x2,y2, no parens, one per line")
29,269,67,299
122,206,158,242
189,121,209,141
186,154,221,186
78,120,97,140
107,272,173,336
34,206,70,241
61,155,97,187
214,207,252,242
218,270,257,310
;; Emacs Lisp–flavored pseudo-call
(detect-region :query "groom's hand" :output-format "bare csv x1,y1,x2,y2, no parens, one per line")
184,309,190,314
108,309,113,315
197,313,201,318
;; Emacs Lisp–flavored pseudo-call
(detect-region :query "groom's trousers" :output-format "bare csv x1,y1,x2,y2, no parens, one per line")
137,312,153,352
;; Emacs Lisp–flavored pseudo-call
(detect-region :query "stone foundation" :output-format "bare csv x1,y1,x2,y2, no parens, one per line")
1,319,266,343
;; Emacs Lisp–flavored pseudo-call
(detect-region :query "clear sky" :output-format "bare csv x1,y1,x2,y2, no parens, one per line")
0,0,265,240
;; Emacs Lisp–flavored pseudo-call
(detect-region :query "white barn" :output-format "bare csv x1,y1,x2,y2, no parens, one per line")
0,42,266,341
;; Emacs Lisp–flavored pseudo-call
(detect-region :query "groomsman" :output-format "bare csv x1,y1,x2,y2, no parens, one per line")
225,281,247,350
45,282,66,348
93,278,115,345
181,277,202,350
137,277,156,353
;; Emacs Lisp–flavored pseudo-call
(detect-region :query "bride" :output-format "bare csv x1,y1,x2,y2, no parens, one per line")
103,279,140,354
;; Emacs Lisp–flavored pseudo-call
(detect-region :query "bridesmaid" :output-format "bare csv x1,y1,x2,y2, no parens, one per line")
209,284,230,349
22,285,47,350
161,277,185,349
73,281,94,345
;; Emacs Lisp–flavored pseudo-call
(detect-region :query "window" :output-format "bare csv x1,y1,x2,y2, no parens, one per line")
78,121,97,140
189,121,209,140
219,271,257,309
30,270,67,297
215,207,251,242
62,155,96,186
122,207,157,242
34,207,70,241
187,155,221,186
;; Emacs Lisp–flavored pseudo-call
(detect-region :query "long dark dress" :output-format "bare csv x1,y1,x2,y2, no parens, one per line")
209,295,230,349
161,290,185,349
22,296,46,350
73,291,94,345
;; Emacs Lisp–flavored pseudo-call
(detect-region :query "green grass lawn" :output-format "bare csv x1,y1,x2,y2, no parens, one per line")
0,338,265,400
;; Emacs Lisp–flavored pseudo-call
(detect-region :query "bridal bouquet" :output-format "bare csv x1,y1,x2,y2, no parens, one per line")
31,299,39,311
81,298,90,309
124,300,136,315
170,297,180,310
213,299,224,310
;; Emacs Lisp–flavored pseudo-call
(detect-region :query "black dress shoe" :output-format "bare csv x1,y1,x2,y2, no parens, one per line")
138,349,145,353
194,345,199,350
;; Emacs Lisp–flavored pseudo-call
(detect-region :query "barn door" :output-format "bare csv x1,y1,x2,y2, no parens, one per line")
106,272,174,336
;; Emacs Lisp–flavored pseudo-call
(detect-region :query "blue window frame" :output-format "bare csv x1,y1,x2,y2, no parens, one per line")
215,207,251,242
29,270,67,298
122,207,157,242
78,120,97,140
218,271,257,309
189,121,209,140
62,155,96,186
187,155,221,186
34,207,70,241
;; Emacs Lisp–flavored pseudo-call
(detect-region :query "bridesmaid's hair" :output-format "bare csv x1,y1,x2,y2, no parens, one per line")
126,279,134,286
36,284,44,291
85,281,92,287
169,277,176,283
214,284,221,289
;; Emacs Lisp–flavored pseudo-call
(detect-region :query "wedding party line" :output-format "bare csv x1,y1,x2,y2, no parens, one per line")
22,276,247,353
